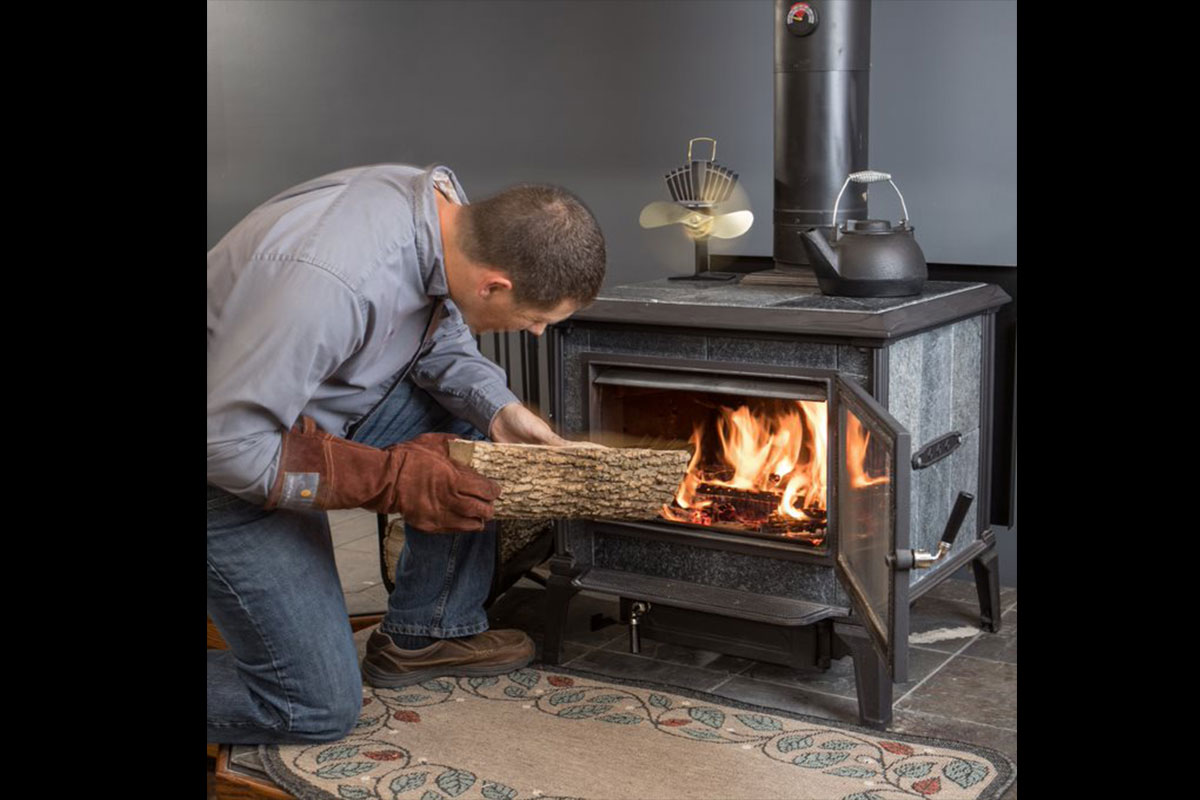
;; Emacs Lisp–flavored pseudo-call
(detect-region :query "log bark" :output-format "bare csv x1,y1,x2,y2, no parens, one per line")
448,440,691,519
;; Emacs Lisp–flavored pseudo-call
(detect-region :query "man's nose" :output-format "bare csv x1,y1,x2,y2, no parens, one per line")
527,323,547,337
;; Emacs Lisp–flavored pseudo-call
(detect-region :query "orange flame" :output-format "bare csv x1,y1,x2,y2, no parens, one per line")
662,400,828,529
846,412,890,488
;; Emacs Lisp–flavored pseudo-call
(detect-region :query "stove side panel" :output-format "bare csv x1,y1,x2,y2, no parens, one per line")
887,316,982,586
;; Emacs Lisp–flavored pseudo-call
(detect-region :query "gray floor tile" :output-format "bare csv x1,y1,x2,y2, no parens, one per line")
960,623,1016,663
896,655,1016,731
330,509,378,547
338,533,383,556
907,595,989,654
345,583,389,616
334,546,387,595
328,508,374,525
921,575,1017,608
566,648,733,694
706,674,862,726
744,646,953,700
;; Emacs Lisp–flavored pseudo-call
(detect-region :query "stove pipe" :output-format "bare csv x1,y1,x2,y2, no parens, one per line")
774,0,871,266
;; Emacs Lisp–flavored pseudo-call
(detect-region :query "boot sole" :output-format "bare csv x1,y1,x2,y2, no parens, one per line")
361,652,536,689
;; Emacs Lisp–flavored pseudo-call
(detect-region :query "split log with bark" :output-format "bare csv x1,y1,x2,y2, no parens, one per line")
448,440,690,519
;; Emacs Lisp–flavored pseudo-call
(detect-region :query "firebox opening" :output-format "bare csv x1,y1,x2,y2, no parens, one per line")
595,383,829,546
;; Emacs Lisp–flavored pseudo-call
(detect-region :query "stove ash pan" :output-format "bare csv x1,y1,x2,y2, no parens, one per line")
540,317,1003,729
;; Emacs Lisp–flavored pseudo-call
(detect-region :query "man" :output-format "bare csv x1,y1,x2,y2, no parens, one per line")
207,163,606,744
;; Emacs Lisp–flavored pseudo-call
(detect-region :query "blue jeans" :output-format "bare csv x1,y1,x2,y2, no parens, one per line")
207,380,497,744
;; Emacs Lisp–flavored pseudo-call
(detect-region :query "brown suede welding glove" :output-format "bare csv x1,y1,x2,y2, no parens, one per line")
265,417,501,532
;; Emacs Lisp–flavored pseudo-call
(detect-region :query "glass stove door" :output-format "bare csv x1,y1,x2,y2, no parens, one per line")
834,376,911,683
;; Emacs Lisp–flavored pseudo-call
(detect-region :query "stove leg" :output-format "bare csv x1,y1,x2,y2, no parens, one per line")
972,549,1002,634
543,553,581,666
817,620,833,670
833,621,893,729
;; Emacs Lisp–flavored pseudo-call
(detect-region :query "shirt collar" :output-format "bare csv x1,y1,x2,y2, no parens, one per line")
413,164,469,298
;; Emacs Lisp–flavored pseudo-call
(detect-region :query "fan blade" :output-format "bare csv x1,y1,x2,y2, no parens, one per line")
708,210,754,239
639,201,691,229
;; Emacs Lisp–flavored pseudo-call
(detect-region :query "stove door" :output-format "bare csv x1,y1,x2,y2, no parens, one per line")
834,376,911,683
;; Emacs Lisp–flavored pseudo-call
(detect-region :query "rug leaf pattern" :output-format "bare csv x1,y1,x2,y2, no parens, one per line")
269,666,1006,800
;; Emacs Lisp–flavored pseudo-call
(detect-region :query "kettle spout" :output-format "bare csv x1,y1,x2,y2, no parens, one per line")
800,227,841,278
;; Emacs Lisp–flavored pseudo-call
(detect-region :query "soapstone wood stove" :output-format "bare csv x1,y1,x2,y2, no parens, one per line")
537,0,1013,729
541,282,1008,729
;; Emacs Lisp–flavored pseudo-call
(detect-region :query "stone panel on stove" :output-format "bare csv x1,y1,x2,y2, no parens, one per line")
592,532,849,608
585,327,708,360
887,334,923,445
706,335,837,370
952,316,982,433
836,345,873,386
918,326,953,449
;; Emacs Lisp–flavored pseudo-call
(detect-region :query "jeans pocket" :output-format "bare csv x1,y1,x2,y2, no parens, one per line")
207,484,271,527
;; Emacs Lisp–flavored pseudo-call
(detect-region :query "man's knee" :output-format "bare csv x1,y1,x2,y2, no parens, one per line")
299,689,363,741
280,674,363,742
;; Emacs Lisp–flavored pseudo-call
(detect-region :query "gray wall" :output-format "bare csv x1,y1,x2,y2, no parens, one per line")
207,0,1016,280
870,1,1016,266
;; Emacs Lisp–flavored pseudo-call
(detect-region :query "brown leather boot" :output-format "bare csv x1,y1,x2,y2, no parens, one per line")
362,628,536,688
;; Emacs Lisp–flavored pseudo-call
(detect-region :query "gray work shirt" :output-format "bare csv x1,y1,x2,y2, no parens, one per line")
207,164,519,504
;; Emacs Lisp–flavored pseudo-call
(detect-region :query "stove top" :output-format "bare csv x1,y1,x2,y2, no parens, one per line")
569,277,1010,341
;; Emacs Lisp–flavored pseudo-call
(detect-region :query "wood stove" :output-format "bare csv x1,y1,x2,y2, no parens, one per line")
540,274,1011,729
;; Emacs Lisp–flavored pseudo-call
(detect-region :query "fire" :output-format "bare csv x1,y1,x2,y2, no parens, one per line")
662,400,828,539
846,412,890,489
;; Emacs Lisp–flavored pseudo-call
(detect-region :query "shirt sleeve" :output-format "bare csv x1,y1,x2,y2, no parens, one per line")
409,300,520,436
207,257,364,504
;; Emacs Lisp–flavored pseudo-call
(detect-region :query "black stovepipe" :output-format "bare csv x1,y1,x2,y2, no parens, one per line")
774,0,872,266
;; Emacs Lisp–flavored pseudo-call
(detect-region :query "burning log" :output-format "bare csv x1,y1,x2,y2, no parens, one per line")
447,440,691,519
696,484,780,520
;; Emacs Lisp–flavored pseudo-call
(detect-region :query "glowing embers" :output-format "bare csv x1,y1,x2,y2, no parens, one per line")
661,399,829,543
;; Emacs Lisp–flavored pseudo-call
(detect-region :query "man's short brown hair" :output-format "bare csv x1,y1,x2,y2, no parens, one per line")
457,184,606,310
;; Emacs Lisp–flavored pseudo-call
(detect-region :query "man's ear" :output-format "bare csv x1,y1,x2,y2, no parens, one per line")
478,270,514,299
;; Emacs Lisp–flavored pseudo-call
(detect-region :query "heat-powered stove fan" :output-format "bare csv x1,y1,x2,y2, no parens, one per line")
639,137,754,281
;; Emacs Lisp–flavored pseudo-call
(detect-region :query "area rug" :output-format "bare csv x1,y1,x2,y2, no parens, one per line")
260,627,1014,800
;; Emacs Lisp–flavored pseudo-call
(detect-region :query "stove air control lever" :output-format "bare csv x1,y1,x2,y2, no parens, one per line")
888,492,975,570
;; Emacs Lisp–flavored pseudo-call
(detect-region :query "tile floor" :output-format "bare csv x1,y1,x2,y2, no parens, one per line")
210,510,1017,798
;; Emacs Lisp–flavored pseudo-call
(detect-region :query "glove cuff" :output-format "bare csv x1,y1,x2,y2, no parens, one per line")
265,417,406,512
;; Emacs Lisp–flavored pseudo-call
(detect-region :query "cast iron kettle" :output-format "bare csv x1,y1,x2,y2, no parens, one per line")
800,170,927,298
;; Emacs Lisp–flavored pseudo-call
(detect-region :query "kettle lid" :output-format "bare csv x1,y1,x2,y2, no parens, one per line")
844,219,893,234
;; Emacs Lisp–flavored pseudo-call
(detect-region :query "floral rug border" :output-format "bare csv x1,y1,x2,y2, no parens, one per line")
259,659,1015,800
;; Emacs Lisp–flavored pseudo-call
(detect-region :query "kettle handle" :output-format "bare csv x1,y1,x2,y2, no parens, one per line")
831,170,911,238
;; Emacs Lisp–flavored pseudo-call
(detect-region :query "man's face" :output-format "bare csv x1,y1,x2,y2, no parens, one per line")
461,291,579,337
